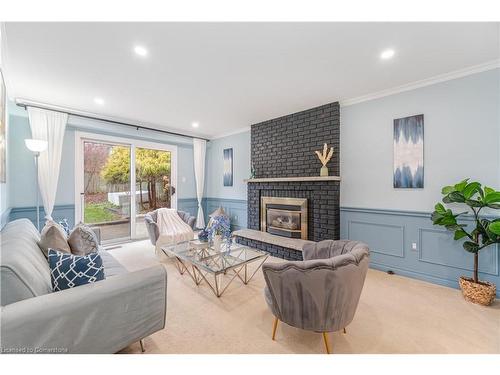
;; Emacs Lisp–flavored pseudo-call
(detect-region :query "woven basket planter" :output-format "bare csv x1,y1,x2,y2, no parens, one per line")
459,277,496,306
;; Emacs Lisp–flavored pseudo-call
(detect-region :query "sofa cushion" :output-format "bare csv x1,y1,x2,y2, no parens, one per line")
68,223,99,256
1,219,52,305
38,220,71,257
48,249,105,291
99,249,127,277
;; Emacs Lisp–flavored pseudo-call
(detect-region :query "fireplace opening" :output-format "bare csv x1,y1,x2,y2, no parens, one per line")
260,197,308,240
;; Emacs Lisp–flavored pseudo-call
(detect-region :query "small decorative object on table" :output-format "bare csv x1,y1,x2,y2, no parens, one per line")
190,239,210,251
431,178,500,306
314,143,334,177
198,228,209,242
207,215,231,252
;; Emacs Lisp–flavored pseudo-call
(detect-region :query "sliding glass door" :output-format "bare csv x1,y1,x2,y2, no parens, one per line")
75,132,177,244
82,141,131,242
134,147,172,239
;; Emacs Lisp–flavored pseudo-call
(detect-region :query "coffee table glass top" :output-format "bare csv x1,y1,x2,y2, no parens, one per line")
162,241,267,275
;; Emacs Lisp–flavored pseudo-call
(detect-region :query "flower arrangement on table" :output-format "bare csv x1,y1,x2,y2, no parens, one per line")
206,215,232,252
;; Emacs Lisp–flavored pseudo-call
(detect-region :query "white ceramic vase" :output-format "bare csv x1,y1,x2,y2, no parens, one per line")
213,234,223,252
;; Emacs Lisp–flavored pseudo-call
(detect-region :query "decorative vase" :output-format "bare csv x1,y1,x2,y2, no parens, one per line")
459,276,496,306
320,166,329,177
213,234,223,252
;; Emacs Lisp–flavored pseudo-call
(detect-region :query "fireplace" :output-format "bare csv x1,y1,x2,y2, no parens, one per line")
260,197,308,240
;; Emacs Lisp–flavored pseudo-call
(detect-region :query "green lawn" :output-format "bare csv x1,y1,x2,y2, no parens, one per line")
84,202,121,224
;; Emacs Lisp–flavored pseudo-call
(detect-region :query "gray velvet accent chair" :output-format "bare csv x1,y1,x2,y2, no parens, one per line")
144,209,196,251
262,240,370,354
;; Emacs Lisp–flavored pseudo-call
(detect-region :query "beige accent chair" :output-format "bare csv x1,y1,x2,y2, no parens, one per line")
262,240,370,354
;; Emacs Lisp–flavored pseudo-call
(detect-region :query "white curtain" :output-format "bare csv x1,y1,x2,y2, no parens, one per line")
193,138,206,229
28,107,68,221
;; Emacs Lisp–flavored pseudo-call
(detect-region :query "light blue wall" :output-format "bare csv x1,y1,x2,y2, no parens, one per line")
0,84,9,229
9,114,75,207
0,69,10,229
341,68,500,211
7,105,198,226
203,130,250,229
205,130,251,200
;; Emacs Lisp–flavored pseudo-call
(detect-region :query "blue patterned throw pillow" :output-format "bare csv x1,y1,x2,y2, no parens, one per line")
48,249,105,291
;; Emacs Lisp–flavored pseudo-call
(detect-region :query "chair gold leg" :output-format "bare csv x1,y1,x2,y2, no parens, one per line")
322,332,331,354
343,327,347,334
272,317,279,340
139,339,145,353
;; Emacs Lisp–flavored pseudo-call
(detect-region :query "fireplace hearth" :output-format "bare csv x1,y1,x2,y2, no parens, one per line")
261,197,307,240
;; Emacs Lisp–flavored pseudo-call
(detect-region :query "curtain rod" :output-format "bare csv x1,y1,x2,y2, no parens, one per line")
15,98,210,142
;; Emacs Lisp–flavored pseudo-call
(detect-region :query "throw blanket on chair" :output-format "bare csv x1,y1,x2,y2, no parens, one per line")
156,208,194,247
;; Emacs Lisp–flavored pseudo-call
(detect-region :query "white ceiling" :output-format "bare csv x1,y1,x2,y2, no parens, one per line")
3,22,499,138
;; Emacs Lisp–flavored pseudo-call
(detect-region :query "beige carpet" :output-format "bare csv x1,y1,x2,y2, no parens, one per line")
111,240,500,354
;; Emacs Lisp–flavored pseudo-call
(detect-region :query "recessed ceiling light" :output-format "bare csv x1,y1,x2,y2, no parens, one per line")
134,45,148,57
192,122,199,128
94,97,104,105
380,49,395,60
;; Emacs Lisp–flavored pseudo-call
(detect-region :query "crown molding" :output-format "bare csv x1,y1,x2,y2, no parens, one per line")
340,59,500,107
210,126,251,140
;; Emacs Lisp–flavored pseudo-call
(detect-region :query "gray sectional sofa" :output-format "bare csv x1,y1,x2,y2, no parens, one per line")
0,219,168,354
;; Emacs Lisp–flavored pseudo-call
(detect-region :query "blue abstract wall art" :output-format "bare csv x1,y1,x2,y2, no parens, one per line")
393,114,424,188
223,148,233,186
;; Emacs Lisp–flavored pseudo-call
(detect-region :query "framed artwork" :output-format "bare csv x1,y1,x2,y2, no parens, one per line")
0,69,6,183
393,114,424,188
223,148,233,186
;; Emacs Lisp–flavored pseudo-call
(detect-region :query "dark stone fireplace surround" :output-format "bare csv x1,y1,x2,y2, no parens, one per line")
236,101,341,260
248,181,340,241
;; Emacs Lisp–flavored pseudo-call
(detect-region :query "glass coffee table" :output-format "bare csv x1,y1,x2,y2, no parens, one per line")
161,240,269,297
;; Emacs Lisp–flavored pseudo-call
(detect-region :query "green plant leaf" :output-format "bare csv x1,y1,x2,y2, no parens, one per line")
446,223,466,231
440,217,458,226
484,186,495,195
434,203,446,213
489,221,500,235
454,179,469,192
463,241,479,253
462,182,481,199
484,192,500,204
487,203,500,209
454,230,468,240
441,186,455,195
465,199,484,208
477,187,485,199
447,191,466,203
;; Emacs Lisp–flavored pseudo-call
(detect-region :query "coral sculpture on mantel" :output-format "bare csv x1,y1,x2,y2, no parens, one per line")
315,143,334,177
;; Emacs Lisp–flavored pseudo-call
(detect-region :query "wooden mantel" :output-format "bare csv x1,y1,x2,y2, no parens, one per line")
244,176,341,183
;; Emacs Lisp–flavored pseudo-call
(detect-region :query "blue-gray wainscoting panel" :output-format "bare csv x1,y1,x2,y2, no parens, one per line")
203,198,247,231
8,201,499,297
178,197,247,231
9,205,76,228
348,220,405,258
177,198,199,218
341,207,500,296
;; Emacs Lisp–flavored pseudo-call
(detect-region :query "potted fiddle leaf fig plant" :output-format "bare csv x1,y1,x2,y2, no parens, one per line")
431,179,500,305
